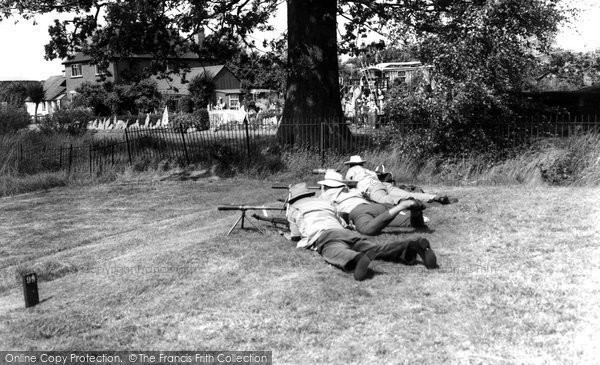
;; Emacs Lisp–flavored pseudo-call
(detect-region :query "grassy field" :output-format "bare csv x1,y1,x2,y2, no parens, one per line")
0,175,598,364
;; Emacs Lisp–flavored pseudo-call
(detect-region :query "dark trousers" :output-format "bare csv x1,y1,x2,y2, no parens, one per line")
349,203,425,235
315,229,426,271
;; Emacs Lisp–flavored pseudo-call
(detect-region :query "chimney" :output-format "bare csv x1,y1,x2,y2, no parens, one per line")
194,28,205,49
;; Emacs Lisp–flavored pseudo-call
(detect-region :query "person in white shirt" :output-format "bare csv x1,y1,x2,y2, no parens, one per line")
317,170,427,235
285,183,439,281
344,155,454,206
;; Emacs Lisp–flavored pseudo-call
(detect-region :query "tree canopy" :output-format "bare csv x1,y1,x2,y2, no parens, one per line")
1,0,571,146
531,49,600,91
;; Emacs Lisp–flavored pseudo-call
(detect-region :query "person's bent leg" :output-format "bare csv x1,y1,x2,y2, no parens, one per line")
350,204,395,235
318,241,361,269
317,231,374,281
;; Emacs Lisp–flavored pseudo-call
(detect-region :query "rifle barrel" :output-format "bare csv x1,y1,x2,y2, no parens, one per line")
312,168,340,174
271,185,320,190
217,205,284,211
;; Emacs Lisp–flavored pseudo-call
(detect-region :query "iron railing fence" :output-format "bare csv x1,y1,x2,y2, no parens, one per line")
4,113,599,176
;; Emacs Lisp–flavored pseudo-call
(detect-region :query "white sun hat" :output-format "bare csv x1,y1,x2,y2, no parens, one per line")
344,155,367,165
317,170,346,188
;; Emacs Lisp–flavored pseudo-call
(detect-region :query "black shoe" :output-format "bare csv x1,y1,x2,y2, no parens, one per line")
434,196,450,205
353,254,371,281
416,238,439,269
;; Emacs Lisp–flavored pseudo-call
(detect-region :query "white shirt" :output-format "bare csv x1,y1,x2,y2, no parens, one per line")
286,197,344,249
320,187,369,214
345,165,383,194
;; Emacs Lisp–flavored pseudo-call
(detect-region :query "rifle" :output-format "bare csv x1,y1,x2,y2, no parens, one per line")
217,205,284,235
271,180,358,189
271,184,320,190
312,168,340,174
217,205,284,211
251,214,289,228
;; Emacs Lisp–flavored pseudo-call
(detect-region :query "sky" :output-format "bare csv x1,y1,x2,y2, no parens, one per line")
0,1,599,81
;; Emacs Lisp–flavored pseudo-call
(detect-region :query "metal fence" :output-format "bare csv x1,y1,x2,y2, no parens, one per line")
7,113,600,176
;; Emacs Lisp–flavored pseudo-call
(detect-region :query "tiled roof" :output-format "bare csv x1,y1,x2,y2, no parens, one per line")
62,52,200,64
153,66,226,94
43,75,66,100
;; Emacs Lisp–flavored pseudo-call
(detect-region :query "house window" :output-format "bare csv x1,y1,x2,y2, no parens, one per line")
229,95,240,109
41,102,46,111
95,65,107,76
71,64,82,78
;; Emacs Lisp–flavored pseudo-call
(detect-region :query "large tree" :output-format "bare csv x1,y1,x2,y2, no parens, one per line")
26,82,45,124
1,0,568,146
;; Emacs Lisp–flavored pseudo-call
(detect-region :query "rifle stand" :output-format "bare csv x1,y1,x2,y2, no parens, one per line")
226,209,265,236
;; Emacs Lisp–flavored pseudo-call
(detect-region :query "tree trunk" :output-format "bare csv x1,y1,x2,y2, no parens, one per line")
277,0,352,150
34,103,39,124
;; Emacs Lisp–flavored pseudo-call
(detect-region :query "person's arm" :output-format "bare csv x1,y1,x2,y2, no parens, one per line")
285,206,302,241
397,198,426,211
284,221,301,241
345,166,356,180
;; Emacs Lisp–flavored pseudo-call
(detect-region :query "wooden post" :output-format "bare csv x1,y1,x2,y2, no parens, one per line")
124,128,132,165
89,144,92,176
22,272,39,308
68,144,73,174
320,120,325,166
244,116,251,162
18,143,23,171
180,128,190,165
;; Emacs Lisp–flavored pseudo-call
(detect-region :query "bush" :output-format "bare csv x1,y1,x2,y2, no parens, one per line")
384,82,516,156
256,109,281,120
188,74,216,110
0,105,30,134
41,108,94,135
170,109,210,132
177,96,194,113
72,79,162,116
193,109,210,131
170,113,196,132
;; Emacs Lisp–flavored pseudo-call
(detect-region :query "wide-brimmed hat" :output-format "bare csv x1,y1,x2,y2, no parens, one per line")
317,170,346,188
344,155,367,165
288,182,316,204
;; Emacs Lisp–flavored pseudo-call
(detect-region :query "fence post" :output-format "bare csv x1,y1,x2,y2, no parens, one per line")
89,144,92,176
68,144,73,174
180,128,190,165
19,143,23,171
124,128,132,165
244,117,251,162
320,120,325,166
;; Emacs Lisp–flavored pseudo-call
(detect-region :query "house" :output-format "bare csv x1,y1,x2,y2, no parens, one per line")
359,61,433,89
24,75,67,118
153,65,242,109
62,52,242,108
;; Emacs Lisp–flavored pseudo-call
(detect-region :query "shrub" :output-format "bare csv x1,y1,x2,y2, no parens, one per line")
170,113,196,133
384,82,516,156
72,79,162,116
193,109,210,131
41,108,94,135
256,109,281,120
177,96,194,113
188,73,216,110
0,105,30,134
170,110,210,132
71,82,111,116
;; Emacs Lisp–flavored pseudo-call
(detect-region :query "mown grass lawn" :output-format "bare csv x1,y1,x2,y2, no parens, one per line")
0,177,598,364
